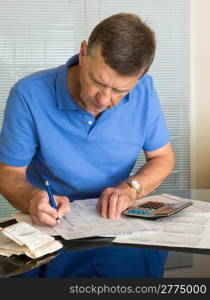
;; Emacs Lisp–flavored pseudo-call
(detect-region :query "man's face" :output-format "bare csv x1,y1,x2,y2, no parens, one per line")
78,42,144,116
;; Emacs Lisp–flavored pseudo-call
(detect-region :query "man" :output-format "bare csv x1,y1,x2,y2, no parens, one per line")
0,13,175,277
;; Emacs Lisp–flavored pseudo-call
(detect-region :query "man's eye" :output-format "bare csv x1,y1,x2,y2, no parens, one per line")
113,89,124,94
91,79,100,86
91,79,125,94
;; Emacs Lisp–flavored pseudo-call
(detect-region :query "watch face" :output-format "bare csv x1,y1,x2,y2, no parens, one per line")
127,180,141,192
132,180,141,191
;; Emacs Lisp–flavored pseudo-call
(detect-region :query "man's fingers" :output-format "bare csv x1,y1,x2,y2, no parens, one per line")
107,193,119,219
55,196,71,217
29,194,70,225
100,196,109,218
29,201,57,223
99,188,135,219
96,199,101,212
100,188,114,218
115,194,130,218
108,193,130,219
101,191,122,219
31,212,57,226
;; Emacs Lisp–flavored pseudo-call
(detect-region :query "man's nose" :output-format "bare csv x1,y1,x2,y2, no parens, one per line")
96,88,112,107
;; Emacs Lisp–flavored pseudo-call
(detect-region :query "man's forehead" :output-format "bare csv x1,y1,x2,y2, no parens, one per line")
85,45,144,89
87,44,144,76
88,65,142,89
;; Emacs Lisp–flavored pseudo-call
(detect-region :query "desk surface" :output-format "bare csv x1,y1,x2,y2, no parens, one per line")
1,188,210,277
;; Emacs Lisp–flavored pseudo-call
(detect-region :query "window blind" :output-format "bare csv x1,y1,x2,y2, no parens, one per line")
0,0,191,218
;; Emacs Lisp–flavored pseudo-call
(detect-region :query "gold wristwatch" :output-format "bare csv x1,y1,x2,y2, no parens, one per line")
126,179,142,196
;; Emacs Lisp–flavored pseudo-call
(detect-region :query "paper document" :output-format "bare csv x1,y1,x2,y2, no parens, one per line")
0,231,25,257
56,198,157,240
12,199,159,239
113,194,210,249
12,213,58,236
10,194,210,250
0,222,62,259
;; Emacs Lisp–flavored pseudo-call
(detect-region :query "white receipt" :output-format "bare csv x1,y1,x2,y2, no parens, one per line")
2,222,54,251
12,213,58,236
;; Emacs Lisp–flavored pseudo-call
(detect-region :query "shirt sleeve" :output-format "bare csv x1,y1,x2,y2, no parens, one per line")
0,85,39,166
142,76,170,152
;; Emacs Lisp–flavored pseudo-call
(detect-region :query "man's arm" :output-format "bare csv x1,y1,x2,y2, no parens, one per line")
129,142,175,197
0,162,70,225
97,143,175,219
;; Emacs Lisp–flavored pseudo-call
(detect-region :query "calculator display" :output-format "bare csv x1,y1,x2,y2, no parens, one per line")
123,201,192,220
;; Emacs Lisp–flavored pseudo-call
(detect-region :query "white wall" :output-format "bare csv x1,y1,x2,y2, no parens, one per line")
165,0,210,277
192,0,210,188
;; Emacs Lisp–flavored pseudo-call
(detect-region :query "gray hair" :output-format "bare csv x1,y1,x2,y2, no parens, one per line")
87,13,156,76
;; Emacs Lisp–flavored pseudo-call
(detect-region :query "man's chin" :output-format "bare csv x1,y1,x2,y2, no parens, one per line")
94,106,106,111
83,99,112,113
89,104,107,112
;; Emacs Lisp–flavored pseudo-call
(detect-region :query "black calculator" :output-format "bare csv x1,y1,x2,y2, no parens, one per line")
123,201,193,220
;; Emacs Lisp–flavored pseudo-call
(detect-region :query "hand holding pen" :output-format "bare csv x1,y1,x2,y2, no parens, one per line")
27,182,70,226
45,181,61,226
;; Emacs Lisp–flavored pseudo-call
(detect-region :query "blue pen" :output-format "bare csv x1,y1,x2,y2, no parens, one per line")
45,181,60,226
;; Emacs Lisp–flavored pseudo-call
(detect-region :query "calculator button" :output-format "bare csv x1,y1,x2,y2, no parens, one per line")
139,211,148,215
140,202,165,209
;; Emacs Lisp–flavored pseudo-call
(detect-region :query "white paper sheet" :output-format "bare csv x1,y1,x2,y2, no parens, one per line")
0,222,63,259
55,198,160,240
113,194,210,249
2,222,54,251
12,213,58,236
0,231,25,256
12,199,159,239
10,194,210,250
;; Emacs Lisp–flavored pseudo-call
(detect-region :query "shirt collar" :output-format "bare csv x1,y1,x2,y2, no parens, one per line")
56,54,80,111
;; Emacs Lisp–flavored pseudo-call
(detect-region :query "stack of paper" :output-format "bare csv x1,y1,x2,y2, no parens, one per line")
0,222,62,259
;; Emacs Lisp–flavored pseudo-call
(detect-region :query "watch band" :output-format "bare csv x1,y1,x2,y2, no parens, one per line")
126,179,142,195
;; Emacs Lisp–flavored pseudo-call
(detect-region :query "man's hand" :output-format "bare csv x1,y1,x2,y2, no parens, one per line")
0,162,71,226
96,182,137,219
29,190,70,226
96,143,175,219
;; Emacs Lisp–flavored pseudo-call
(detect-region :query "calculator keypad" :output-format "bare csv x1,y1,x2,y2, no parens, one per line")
127,201,165,216
139,201,165,209
124,200,192,219
127,209,151,215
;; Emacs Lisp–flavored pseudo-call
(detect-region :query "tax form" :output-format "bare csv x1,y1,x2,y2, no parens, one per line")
12,198,158,239
54,198,156,240
11,194,210,250
113,194,210,249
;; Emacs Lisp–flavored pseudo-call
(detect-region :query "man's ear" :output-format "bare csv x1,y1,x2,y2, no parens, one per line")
79,40,87,66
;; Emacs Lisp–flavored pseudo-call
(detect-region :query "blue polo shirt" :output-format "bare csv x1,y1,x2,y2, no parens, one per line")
0,55,169,200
